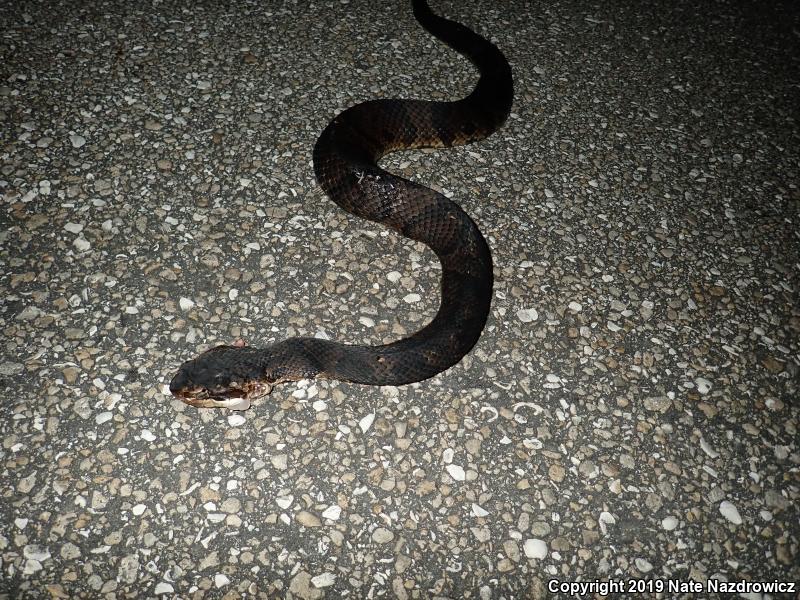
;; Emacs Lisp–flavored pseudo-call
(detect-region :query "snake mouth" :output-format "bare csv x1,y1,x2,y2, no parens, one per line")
181,394,252,411
173,388,251,411
170,381,272,411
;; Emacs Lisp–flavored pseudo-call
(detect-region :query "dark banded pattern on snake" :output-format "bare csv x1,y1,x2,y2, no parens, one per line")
169,0,513,409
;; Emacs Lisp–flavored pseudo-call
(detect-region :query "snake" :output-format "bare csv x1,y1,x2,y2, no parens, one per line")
169,0,513,409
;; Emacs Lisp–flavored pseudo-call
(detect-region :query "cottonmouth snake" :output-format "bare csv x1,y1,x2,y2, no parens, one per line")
169,0,513,408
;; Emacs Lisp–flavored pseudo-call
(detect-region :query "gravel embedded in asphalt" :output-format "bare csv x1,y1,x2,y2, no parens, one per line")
1,0,798,597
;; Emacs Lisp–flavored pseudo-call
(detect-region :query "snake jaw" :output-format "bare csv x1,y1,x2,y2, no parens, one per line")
190,396,252,410
178,394,251,410
169,375,273,411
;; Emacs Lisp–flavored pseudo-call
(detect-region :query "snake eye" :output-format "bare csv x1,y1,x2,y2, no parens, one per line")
169,371,189,395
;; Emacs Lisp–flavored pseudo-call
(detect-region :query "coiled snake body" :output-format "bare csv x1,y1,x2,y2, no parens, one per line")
170,0,513,408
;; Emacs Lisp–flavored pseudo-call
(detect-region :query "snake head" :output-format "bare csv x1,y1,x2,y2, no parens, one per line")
168,345,272,410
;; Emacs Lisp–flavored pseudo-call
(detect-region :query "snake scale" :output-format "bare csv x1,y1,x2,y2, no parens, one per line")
169,0,513,408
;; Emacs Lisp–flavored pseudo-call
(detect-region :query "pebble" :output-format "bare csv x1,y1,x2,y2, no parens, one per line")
61,543,81,560
635,558,654,573
719,501,743,525
23,560,43,575
695,377,712,394
275,494,294,509
699,437,719,458
0,362,24,376
23,545,51,562
372,527,394,543
227,413,246,427
322,505,342,520
289,571,322,600
643,396,671,412
661,516,678,531
516,308,539,322
503,539,521,562
523,539,547,559
548,464,565,482
359,412,375,433
118,556,138,583
598,512,616,535
470,527,491,543
18,473,36,494
446,464,466,481
497,558,514,572
73,237,91,251
154,583,174,595
270,454,288,470
16,306,41,321
296,511,322,527
311,573,336,588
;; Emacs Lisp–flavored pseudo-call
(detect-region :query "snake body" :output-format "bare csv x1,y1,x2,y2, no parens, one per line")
169,0,513,408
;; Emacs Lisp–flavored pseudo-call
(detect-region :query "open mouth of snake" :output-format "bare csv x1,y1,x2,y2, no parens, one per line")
171,381,273,411
176,389,252,411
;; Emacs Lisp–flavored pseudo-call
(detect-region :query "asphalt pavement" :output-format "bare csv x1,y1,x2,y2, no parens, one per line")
1,0,798,597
